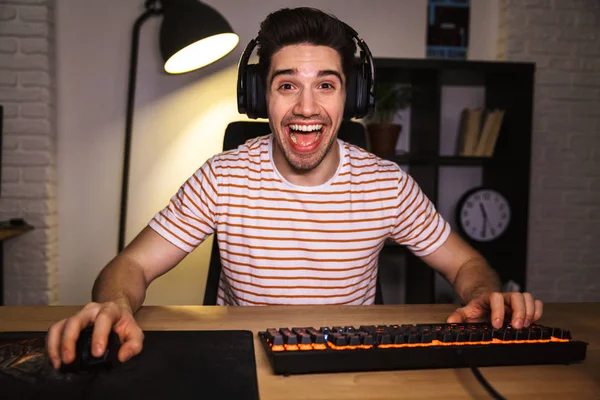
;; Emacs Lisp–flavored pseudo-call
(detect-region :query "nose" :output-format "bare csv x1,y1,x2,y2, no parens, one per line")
293,88,318,117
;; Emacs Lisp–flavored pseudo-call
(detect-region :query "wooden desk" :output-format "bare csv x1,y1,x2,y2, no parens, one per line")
1,303,598,399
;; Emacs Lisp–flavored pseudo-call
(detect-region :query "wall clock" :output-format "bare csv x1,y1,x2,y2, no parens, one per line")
456,187,511,242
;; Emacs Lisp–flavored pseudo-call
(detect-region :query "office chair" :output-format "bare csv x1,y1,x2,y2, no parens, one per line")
203,120,385,305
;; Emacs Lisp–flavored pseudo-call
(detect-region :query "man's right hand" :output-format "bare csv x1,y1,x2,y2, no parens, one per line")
46,301,144,370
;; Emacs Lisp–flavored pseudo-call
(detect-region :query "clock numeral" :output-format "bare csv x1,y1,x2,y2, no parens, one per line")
464,220,470,227
466,201,473,208
490,227,496,236
483,193,490,200
499,203,505,210
501,213,508,220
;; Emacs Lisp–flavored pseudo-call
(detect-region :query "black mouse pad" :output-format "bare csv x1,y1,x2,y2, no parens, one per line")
0,330,259,400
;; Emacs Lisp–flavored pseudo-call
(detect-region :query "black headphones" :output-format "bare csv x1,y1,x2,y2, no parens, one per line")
236,22,375,120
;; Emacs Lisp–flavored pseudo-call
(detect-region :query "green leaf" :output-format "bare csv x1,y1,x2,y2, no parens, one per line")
367,82,412,124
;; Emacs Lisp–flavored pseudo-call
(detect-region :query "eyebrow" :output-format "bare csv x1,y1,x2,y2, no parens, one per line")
269,68,344,87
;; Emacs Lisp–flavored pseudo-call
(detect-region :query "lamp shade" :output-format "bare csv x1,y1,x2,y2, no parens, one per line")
160,0,239,74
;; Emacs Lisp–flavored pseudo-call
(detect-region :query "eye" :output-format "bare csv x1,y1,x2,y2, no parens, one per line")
320,82,335,90
278,83,294,91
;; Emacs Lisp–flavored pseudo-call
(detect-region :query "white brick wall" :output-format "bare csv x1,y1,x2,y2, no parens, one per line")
0,0,58,305
502,0,600,301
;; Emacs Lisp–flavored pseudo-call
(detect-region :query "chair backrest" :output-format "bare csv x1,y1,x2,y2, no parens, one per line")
221,120,368,152
203,120,383,305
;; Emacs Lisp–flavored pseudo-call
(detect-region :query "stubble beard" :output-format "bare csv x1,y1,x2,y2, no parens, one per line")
274,123,337,173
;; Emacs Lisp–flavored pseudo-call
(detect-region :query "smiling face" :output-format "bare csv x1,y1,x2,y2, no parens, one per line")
266,44,346,185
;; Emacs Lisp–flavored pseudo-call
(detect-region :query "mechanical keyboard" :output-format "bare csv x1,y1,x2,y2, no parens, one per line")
258,322,588,375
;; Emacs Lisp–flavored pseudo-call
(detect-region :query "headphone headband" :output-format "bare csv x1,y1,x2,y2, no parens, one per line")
237,22,375,120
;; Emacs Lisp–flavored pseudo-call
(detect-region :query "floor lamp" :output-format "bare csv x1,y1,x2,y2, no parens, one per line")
118,0,239,252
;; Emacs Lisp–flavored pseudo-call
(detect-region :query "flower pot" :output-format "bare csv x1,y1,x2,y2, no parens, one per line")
367,123,402,155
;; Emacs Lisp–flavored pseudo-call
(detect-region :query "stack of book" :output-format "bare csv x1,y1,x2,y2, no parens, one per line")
457,108,505,157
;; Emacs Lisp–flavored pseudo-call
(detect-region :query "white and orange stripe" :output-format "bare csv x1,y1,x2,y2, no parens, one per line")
149,134,450,306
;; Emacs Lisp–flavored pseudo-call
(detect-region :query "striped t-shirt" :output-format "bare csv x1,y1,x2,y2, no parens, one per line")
149,134,450,306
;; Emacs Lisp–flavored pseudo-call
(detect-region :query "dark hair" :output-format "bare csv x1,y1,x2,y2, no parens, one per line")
256,7,357,87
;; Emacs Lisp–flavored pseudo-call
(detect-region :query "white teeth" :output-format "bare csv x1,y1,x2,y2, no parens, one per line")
289,124,323,132
288,124,324,147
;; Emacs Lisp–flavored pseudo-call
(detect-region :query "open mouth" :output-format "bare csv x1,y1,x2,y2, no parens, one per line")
285,123,325,152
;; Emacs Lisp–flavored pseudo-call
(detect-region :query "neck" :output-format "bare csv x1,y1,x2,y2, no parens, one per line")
272,138,340,187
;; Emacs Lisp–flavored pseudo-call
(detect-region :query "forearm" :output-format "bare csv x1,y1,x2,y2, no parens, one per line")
452,255,502,305
91,254,148,314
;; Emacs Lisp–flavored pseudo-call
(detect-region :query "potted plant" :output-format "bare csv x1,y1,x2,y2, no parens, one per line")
365,82,411,155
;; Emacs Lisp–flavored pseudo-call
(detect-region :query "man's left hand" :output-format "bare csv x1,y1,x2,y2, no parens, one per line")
446,292,543,329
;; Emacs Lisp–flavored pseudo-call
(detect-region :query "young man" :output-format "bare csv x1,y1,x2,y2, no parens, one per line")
46,7,542,369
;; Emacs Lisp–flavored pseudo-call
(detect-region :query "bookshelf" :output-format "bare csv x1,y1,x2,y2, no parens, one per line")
372,58,535,305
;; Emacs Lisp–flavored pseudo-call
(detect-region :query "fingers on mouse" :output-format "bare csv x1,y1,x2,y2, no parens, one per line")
59,325,121,373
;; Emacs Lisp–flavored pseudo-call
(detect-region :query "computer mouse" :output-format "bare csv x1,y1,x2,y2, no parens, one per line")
60,325,121,373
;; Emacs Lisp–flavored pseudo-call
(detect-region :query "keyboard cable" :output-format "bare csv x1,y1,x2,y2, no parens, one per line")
455,348,507,400
470,366,506,400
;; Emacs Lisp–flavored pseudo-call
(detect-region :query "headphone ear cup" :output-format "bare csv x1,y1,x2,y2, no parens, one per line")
237,67,248,115
343,66,358,120
344,63,370,120
354,62,368,119
245,64,257,119
246,64,267,119
254,67,267,119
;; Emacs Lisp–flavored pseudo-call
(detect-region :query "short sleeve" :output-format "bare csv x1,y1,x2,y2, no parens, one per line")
148,159,218,253
390,171,450,256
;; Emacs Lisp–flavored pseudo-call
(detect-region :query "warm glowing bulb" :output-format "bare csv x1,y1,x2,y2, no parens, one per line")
164,33,239,74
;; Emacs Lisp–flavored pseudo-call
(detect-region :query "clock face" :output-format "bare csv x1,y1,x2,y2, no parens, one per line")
458,188,510,242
